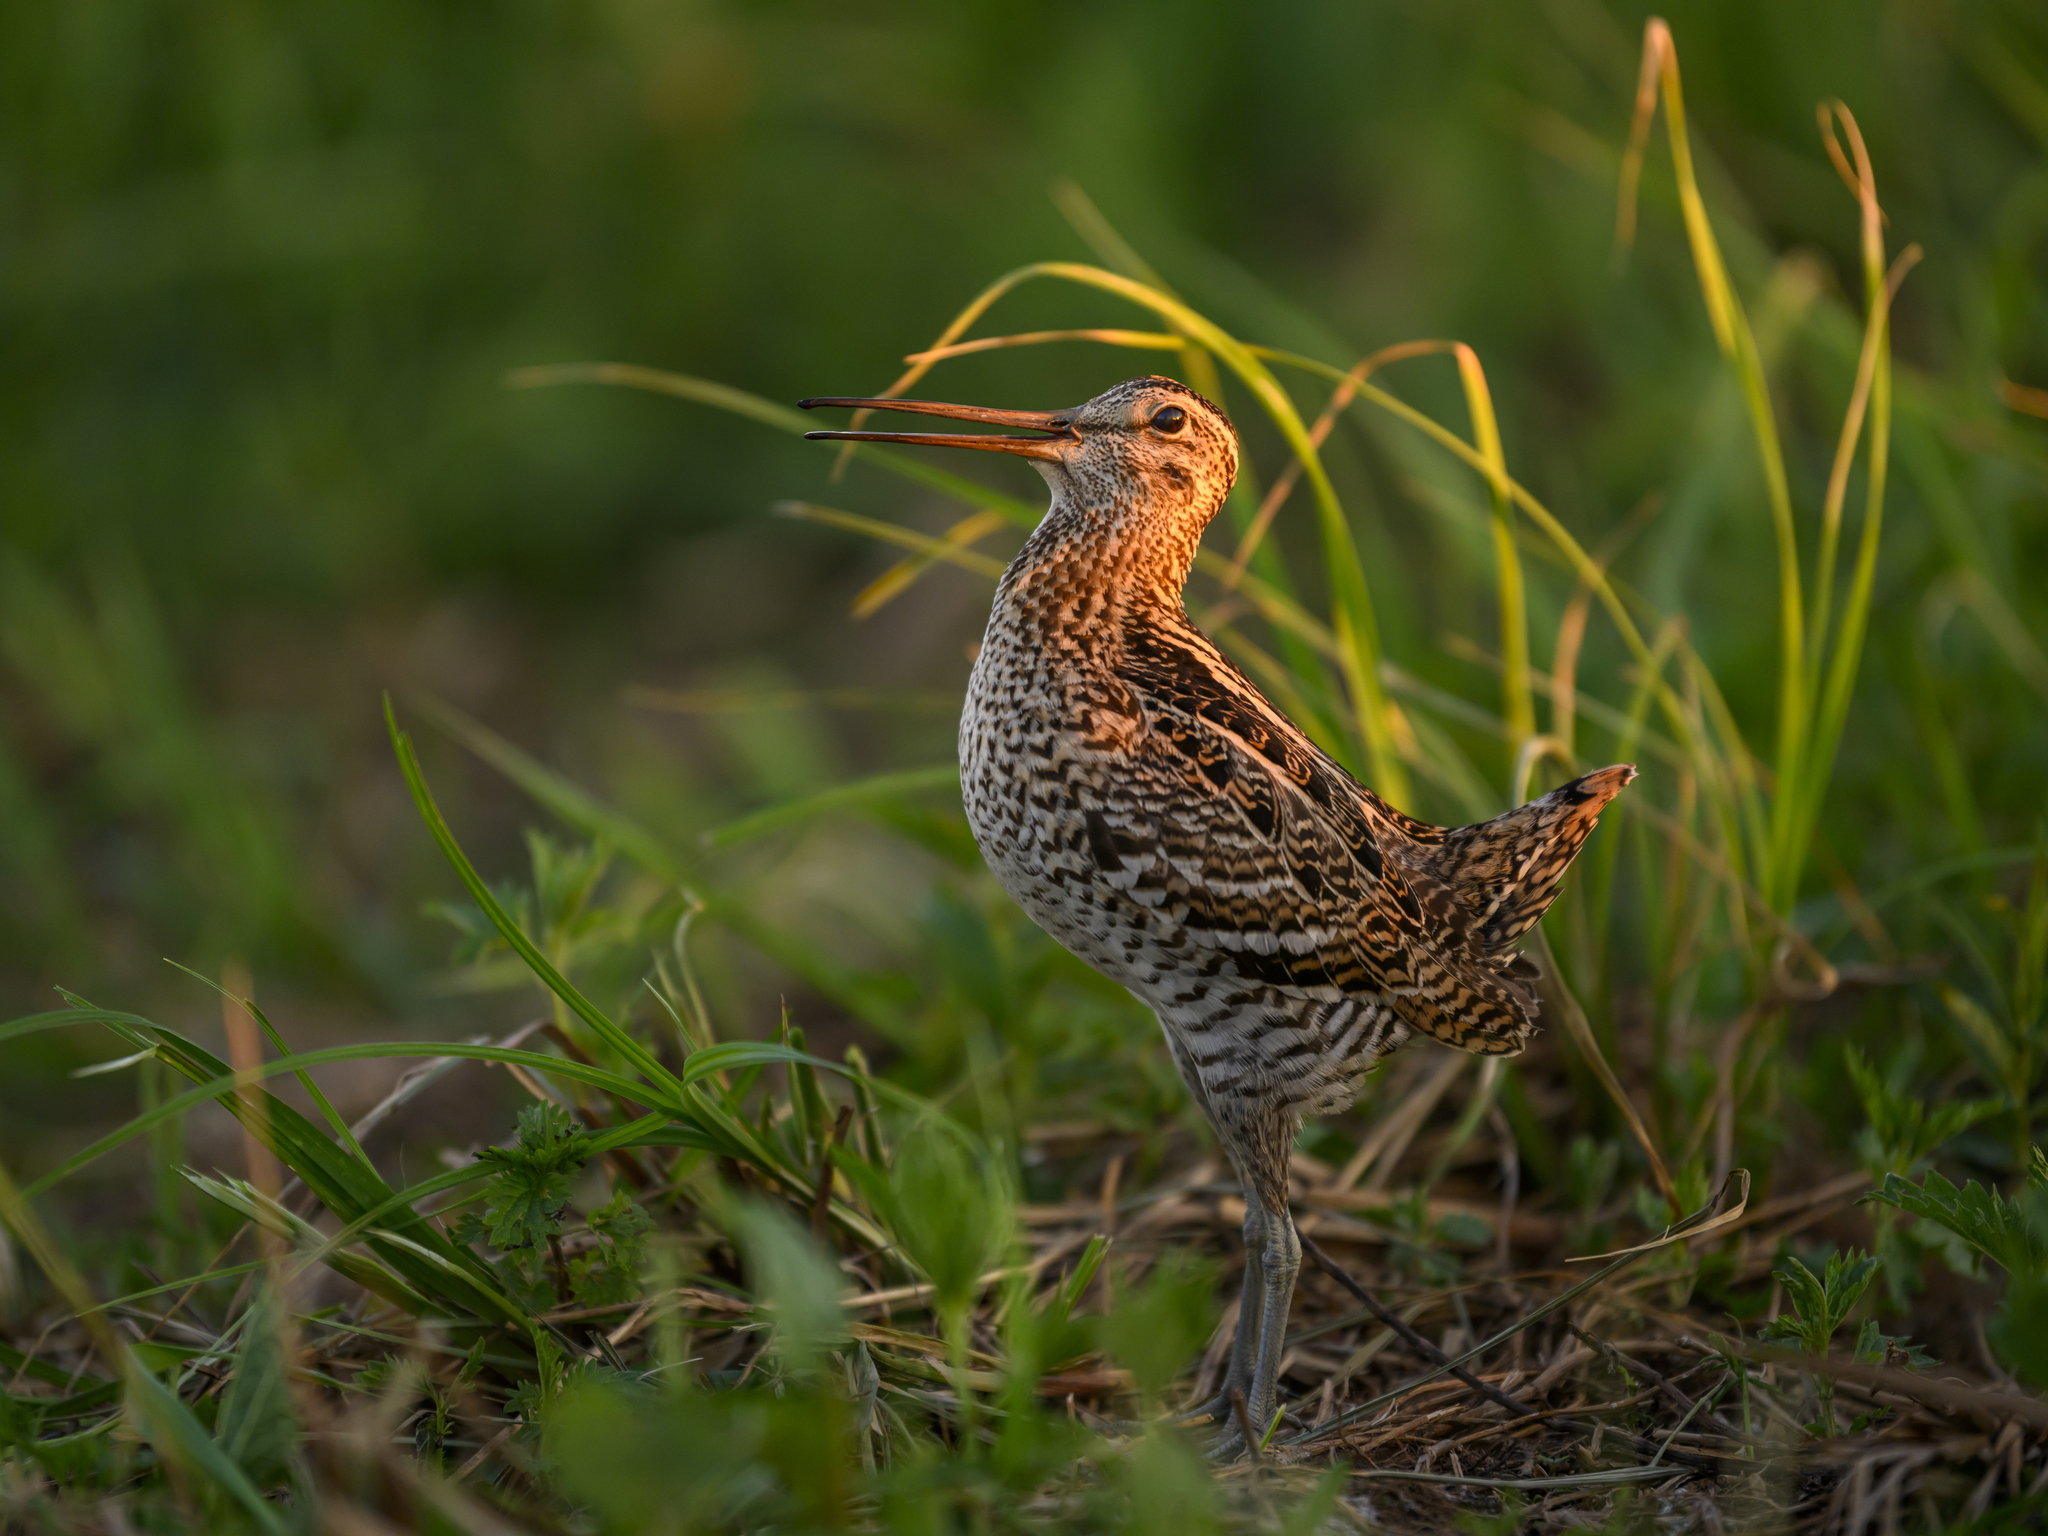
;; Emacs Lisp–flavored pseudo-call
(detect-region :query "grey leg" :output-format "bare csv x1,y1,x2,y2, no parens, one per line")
1201,1105,1303,1458
1200,1186,1301,1459
1156,1020,1303,1455
1239,1192,1301,1438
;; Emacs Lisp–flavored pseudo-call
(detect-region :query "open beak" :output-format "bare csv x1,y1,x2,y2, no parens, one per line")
798,396,1076,461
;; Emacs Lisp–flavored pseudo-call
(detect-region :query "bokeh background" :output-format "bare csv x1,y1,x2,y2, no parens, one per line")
3,0,2044,1206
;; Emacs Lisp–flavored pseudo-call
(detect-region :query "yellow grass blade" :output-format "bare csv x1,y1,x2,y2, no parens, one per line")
1617,20,1807,906
1221,340,1459,590
774,501,1007,580
1454,345,1535,754
902,329,1182,365
850,509,1011,620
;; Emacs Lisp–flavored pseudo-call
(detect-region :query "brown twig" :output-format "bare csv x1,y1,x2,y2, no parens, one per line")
1230,1388,1262,1464
1299,1232,1540,1422
1707,1339,2048,1434
1297,1232,1741,1474
1567,1322,1755,1443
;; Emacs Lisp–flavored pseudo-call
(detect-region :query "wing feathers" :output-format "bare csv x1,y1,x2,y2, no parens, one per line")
1090,623,1632,1054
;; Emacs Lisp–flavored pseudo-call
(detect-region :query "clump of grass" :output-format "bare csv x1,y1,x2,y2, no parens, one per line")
4,19,2048,1536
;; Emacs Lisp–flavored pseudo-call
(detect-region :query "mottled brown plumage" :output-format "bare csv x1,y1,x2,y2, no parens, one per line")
803,376,1634,1453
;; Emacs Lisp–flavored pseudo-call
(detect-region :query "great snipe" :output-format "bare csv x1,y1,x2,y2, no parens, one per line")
802,376,1634,1454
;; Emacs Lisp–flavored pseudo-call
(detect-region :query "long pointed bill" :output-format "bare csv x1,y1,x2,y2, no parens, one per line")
798,395,1076,461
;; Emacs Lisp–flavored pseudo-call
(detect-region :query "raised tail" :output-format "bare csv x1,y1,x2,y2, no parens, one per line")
1429,764,1637,958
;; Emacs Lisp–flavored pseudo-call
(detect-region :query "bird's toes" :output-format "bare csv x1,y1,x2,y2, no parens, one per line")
1204,1428,1249,1464
1172,1394,1232,1429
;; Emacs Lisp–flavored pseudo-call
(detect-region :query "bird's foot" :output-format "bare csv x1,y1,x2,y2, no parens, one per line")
1171,1392,1234,1430
1195,1389,1277,1462
1204,1427,1249,1464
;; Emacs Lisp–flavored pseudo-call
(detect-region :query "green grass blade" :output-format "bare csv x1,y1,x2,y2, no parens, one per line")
2,1339,113,1393
1258,345,1722,792
124,1361,285,1534
79,1259,272,1318
20,1039,680,1201
1797,263,1915,882
164,959,370,1168
182,1171,438,1316
386,696,682,1097
1632,31,1805,908
0,1006,165,1049
143,1027,528,1325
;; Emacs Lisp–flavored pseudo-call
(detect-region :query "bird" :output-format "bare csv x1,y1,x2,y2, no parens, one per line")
800,376,1634,1454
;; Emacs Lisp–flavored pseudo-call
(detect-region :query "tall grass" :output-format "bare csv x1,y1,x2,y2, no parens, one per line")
4,18,2047,1534
523,37,1912,1183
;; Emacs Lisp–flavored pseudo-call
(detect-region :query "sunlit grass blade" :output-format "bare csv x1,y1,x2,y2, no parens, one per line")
849,256,1337,764
1454,345,1535,758
1618,20,1809,911
1221,340,1457,590
852,508,1011,619
776,501,1007,579
1049,179,1238,425
903,328,1183,365
1256,344,1721,809
852,259,1407,802
1781,103,1920,904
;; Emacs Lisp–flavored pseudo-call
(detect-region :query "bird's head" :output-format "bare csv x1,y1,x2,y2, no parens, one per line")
801,376,1240,544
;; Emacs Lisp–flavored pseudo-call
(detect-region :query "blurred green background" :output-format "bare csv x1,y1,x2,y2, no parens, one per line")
3,0,2044,1183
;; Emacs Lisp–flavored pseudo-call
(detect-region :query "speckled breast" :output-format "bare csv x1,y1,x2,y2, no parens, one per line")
957,584,1408,1126
958,631,1166,996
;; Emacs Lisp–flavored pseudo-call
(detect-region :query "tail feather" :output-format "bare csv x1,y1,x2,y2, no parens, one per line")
1391,953,1541,1055
1429,764,1636,957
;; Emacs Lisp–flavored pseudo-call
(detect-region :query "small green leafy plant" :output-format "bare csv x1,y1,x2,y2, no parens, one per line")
1864,1148,2048,1385
452,1100,652,1310
1846,1045,2000,1305
1757,1249,1878,1435
1930,843,2048,1172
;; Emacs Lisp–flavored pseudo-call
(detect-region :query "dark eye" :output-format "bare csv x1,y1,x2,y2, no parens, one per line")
1150,405,1186,434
